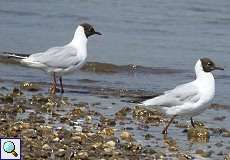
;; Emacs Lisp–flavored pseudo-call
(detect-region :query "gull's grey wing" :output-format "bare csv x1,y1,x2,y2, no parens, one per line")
26,45,80,68
142,82,200,107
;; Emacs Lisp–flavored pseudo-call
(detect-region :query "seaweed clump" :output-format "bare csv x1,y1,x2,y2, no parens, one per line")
187,122,209,143
132,106,164,124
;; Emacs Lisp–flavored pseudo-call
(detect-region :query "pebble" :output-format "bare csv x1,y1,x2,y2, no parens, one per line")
120,131,133,141
56,148,65,157
103,140,116,148
77,151,88,159
42,144,51,150
74,126,83,132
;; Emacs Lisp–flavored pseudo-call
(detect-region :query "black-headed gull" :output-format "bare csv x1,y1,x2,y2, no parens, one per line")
142,58,224,134
8,23,101,94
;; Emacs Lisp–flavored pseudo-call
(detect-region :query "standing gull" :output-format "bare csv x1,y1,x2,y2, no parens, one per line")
8,23,101,94
141,58,224,134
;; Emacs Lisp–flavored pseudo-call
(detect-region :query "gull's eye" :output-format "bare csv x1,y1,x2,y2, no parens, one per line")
89,27,93,32
207,62,212,66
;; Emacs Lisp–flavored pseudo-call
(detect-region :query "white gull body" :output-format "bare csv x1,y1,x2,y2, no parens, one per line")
142,59,215,117
21,25,88,76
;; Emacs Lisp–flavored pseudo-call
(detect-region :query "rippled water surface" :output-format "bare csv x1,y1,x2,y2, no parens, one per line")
0,0,230,159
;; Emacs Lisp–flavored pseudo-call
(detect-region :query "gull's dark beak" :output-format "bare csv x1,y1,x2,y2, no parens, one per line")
214,66,224,70
94,31,102,35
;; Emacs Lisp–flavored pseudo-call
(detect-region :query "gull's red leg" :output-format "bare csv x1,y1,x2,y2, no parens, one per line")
51,72,57,95
162,115,177,134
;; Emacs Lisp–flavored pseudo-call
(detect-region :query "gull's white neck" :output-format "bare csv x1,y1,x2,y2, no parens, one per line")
194,60,215,98
68,26,88,60
69,26,88,48
195,60,214,80
194,59,216,105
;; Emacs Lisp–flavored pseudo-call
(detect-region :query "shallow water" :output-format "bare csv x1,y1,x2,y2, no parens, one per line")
0,0,230,159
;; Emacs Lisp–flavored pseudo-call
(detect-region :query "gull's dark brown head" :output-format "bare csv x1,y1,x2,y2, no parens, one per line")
80,23,102,38
200,58,224,72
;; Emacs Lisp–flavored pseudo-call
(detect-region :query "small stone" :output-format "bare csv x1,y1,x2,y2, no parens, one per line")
53,137,60,142
21,129,37,138
85,115,92,123
72,135,86,144
40,150,50,158
56,149,65,157
42,144,51,150
163,137,178,152
21,122,30,129
91,142,102,149
223,131,230,137
103,140,116,148
224,153,230,160
168,146,178,152
195,149,211,158
77,151,88,159
74,126,83,132
70,108,85,118
120,131,133,141
177,153,193,160
100,117,116,126
0,118,7,122
104,147,113,153
99,128,115,136
115,107,132,119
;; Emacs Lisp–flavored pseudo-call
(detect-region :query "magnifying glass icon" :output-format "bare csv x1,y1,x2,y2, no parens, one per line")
3,141,18,157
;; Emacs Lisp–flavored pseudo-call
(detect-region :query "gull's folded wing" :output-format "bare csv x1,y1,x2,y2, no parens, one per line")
142,82,200,107
23,45,81,68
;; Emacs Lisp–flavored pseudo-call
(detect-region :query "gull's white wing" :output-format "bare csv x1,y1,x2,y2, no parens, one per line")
23,45,80,68
142,82,200,107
